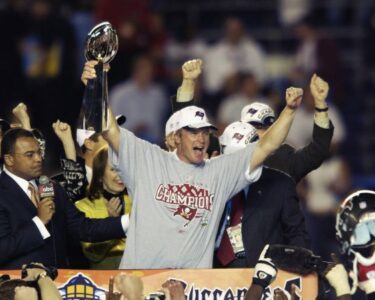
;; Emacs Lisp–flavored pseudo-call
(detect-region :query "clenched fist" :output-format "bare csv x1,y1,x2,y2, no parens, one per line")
182,59,203,80
285,87,303,110
81,60,110,85
52,120,72,142
310,73,329,107
12,102,32,130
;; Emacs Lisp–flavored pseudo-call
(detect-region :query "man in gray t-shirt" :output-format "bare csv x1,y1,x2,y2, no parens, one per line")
104,87,303,269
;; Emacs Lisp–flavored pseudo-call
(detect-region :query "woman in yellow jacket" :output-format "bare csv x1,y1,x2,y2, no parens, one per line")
75,146,132,269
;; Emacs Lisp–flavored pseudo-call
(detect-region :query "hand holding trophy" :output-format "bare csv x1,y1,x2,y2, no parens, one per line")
77,22,118,138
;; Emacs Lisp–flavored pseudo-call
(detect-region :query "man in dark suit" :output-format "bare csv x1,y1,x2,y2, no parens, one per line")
216,122,310,267
241,167,309,266
0,128,127,269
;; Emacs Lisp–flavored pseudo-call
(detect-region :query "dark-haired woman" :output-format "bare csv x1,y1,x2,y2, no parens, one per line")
75,146,132,269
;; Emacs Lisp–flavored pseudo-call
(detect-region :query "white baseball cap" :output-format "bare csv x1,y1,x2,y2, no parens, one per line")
174,106,217,131
76,129,95,147
219,121,259,155
241,102,275,128
76,115,126,147
165,111,179,136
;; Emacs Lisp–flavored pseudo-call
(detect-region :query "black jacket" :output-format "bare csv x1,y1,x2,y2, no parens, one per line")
242,167,310,267
265,122,334,183
0,172,125,269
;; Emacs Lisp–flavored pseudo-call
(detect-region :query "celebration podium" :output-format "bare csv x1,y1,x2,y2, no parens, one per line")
4,268,317,299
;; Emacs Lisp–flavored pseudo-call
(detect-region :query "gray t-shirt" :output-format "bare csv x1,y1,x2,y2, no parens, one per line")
110,128,262,269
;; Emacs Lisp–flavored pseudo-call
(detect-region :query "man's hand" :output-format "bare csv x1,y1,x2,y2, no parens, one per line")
285,87,303,110
273,285,298,300
12,102,32,130
22,262,48,281
106,276,122,300
81,61,97,85
310,73,329,108
106,197,122,217
182,59,203,80
52,120,76,161
114,273,143,300
252,245,278,289
52,120,72,143
81,60,110,85
37,198,55,225
323,253,351,297
162,279,186,300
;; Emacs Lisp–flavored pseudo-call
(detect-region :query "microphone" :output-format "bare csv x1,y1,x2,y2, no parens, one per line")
38,175,58,266
38,175,55,200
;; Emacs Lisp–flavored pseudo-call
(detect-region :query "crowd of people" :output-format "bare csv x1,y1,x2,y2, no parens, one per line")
0,0,375,299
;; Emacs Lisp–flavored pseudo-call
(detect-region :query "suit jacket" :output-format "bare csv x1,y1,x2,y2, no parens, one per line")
265,122,334,183
0,172,125,269
242,167,310,267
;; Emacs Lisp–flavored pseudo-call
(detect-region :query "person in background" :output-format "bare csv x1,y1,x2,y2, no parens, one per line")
52,120,87,202
216,121,309,268
204,17,267,94
109,55,169,144
75,146,132,269
242,74,334,184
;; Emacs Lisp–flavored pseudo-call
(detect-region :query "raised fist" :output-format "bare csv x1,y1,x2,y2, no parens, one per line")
81,61,110,85
182,59,203,80
52,120,72,142
12,102,31,130
285,87,303,110
310,73,329,106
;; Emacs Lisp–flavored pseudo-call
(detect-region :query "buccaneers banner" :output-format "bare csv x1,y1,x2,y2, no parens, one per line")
3,268,317,299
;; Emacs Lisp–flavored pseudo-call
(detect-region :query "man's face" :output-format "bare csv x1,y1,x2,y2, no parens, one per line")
4,137,43,180
175,128,210,165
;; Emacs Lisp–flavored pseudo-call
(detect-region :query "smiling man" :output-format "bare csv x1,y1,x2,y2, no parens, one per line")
0,128,129,269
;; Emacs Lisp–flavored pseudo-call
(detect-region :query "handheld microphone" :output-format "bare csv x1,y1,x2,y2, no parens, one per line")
38,175,55,200
38,175,58,266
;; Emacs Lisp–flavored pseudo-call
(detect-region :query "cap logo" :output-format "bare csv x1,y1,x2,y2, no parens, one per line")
232,132,244,142
247,108,258,115
195,111,204,120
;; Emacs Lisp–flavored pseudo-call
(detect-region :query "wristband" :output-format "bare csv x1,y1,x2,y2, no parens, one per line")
315,107,328,112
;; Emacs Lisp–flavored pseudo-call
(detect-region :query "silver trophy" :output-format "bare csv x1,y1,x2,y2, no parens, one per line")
78,22,118,133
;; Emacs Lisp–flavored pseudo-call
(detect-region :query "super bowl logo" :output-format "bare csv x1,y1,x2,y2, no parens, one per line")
58,273,107,300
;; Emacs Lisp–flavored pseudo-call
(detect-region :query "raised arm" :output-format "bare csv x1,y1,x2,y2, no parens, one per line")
284,74,334,182
250,87,303,170
172,59,202,112
311,73,330,129
12,102,32,130
266,74,333,182
52,120,76,161
102,108,120,154
80,61,119,152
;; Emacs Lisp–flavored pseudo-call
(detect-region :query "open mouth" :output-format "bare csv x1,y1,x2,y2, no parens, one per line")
193,146,204,156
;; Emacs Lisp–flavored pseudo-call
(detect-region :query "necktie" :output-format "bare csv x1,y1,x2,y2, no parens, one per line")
28,183,39,207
